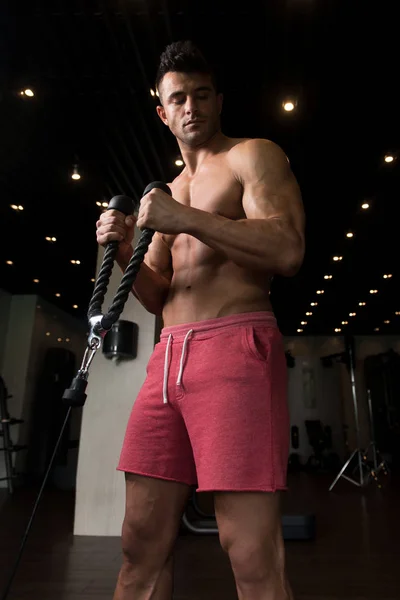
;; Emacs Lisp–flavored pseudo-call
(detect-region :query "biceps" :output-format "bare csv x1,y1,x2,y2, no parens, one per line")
144,233,173,282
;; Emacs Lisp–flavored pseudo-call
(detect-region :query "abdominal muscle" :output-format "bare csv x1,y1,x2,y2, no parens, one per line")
161,238,273,327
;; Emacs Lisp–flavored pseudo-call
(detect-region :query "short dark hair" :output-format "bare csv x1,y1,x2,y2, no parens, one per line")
155,40,218,100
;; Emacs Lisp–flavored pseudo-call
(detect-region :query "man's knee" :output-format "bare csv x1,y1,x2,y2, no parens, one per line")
220,529,286,586
121,509,173,567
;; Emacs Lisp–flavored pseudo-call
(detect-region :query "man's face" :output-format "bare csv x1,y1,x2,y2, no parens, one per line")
157,72,223,147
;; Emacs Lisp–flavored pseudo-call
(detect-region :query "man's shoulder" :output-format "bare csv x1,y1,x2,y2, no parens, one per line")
228,137,284,159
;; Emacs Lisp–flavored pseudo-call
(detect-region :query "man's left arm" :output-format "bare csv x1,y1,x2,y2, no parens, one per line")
182,139,305,276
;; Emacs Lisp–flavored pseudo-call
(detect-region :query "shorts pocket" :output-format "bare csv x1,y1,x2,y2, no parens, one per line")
243,326,271,362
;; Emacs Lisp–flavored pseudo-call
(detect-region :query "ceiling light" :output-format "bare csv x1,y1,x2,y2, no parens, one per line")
335,328,341,333
361,202,369,210
301,321,307,325
91,278,95,282
369,289,378,294
70,260,81,265
73,304,78,309
384,155,394,163
96,201,102,207
306,312,312,316
175,159,184,167
57,338,62,342
384,320,390,324
359,302,366,306
395,312,400,316
346,232,354,238
349,312,356,317
374,327,380,332
283,101,295,112
55,293,61,297
6,260,13,265
310,302,318,306
150,89,155,97
21,89,34,97
383,274,392,279
66,338,70,342
71,164,81,180
33,279,39,283
324,275,332,280
297,328,303,333
342,321,348,325
316,290,324,294
102,202,108,208
45,236,56,242
333,255,343,261
10,204,24,211
46,332,50,336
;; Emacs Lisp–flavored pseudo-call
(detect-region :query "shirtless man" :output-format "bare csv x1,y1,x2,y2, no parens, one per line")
96,40,305,600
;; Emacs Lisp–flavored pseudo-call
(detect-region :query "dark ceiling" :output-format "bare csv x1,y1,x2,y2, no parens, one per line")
0,0,399,337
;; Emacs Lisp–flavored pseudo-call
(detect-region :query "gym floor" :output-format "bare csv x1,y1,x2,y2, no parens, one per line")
0,472,399,600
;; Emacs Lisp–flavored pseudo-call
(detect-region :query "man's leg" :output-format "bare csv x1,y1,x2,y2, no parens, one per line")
113,473,190,600
214,491,293,600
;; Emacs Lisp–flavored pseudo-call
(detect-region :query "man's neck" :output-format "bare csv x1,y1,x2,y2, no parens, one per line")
178,131,227,176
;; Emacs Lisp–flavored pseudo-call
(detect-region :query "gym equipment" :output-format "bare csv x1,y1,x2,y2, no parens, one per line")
0,376,26,494
0,181,170,600
182,491,316,540
327,335,390,491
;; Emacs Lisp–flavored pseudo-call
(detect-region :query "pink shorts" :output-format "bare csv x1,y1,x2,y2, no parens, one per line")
117,311,289,492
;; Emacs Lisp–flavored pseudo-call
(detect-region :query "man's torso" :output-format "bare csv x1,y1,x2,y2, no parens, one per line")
161,137,273,326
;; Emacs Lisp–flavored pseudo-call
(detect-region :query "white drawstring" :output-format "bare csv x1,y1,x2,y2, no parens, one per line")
177,329,193,386
163,334,172,404
162,329,193,404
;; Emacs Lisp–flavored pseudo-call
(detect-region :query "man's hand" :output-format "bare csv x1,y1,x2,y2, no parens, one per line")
137,188,190,235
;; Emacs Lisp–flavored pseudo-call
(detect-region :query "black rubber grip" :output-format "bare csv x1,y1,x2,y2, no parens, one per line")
108,195,136,215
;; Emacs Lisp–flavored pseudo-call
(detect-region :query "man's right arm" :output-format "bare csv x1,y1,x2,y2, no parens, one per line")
116,232,172,316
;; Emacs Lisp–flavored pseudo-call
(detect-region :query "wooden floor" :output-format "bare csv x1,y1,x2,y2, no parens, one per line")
0,471,399,599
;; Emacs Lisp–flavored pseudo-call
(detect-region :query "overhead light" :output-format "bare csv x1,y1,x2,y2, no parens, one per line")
301,321,307,325
57,337,63,342
361,202,370,210
21,88,34,97
45,236,56,242
333,256,343,261
342,321,348,325
383,274,392,279
324,275,332,280
370,289,378,294
311,302,318,306
359,302,366,306
349,312,356,317
55,293,61,297
102,202,108,208
374,327,380,332
150,89,156,97
175,159,184,167
395,312,400,316
73,304,78,309
96,201,102,207
283,101,295,112
297,328,303,333
335,328,341,333
46,332,50,337
6,260,13,265
71,164,81,180
384,155,394,163
66,338,70,342
33,278,39,283
91,278,95,282
306,312,312,316
70,260,81,265
346,232,354,238
384,320,390,324
316,290,324,294
10,204,24,211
